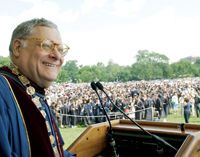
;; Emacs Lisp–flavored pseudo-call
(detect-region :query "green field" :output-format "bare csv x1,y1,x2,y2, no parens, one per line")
60,125,87,150
60,107,200,150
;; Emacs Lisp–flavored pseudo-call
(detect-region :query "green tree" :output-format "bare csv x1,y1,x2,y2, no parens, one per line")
96,62,108,81
135,50,169,64
0,56,10,67
194,57,200,68
106,59,120,82
130,63,150,80
55,69,68,82
170,60,196,78
78,66,94,82
96,62,105,68
170,62,179,78
116,66,131,82
91,65,100,81
63,60,79,83
133,50,170,80
191,65,199,77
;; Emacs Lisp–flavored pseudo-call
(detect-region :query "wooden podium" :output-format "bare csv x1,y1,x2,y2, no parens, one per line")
66,120,200,157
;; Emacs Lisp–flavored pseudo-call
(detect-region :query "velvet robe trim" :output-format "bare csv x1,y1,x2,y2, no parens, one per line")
0,75,30,157
0,66,63,157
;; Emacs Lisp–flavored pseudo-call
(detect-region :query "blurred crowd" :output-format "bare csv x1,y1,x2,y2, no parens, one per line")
45,78,200,127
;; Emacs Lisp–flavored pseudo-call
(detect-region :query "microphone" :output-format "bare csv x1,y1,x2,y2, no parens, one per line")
91,82,111,128
91,82,118,157
91,81,97,90
95,81,177,155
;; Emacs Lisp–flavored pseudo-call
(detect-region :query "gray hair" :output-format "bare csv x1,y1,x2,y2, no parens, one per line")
9,18,59,57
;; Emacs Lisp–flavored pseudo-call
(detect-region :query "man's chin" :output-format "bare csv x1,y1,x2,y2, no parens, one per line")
41,81,55,88
40,78,57,88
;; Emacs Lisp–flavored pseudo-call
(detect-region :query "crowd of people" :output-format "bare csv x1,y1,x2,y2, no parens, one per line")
45,78,200,127
2,17,199,157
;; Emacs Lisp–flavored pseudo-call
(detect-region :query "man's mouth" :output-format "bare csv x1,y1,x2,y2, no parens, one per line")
43,62,57,68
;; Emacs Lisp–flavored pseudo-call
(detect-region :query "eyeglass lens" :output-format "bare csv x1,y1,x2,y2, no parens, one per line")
42,39,68,55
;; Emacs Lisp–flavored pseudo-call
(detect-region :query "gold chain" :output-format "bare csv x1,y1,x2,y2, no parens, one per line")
8,63,62,157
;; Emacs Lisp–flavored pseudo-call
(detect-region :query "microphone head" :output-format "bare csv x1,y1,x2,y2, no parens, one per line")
91,81,97,91
96,81,104,91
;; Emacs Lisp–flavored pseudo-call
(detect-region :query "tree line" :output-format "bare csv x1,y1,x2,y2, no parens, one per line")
1,50,200,83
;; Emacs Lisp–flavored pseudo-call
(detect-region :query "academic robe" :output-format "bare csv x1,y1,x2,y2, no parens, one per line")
69,104,79,126
135,100,144,120
101,101,110,122
144,98,153,121
92,101,101,123
114,98,122,119
113,98,121,112
80,104,91,125
0,66,76,157
155,97,165,119
163,97,169,116
61,104,70,126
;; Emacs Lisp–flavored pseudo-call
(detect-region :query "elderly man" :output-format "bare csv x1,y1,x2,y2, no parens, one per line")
0,18,76,157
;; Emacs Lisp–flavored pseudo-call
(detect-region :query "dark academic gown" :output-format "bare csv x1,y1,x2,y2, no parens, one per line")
163,97,169,116
81,104,91,125
135,100,144,120
159,95,166,118
92,101,101,123
0,66,76,157
69,104,79,126
119,101,126,119
155,97,165,119
144,98,153,121
76,104,81,122
151,96,156,108
131,90,138,98
61,104,70,126
86,103,94,122
114,98,121,119
113,98,120,112
101,101,110,122
168,92,173,109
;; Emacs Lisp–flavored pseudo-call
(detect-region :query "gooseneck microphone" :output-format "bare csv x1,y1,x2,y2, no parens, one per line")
91,82,112,129
95,81,177,155
91,82,118,157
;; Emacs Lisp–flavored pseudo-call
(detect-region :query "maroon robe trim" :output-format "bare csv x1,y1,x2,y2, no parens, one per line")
0,66,64,157
45,100,64,157
1,74,32,157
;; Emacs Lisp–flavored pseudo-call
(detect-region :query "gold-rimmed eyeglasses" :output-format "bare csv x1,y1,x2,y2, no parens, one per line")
19,38,70,56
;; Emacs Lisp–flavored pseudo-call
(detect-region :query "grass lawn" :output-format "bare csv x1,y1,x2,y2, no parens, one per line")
60,124,87,150
60,106,200,150
160,107,200,124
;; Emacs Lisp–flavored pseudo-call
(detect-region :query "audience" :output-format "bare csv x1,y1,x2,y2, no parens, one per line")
46,78,200,126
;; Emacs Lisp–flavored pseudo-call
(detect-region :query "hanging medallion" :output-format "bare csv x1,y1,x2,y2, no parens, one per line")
41,110,46,118
26,86,35,95
19,75,29,86
49,135,55,145
12,68,20,75
53,146,60,157
32,97,42,108
46,121,51,132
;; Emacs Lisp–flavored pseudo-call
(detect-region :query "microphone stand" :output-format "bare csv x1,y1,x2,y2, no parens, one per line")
91,82,119,157
95,81,177,156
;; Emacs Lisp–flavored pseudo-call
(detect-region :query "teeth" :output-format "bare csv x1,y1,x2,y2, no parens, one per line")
43,63,57,67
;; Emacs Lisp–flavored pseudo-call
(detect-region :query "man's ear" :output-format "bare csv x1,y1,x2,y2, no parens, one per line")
12,39,22,58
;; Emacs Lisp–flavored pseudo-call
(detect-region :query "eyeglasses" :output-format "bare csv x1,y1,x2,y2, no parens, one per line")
20,38,70,56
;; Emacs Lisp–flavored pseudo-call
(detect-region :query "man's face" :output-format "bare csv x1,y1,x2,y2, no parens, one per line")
15,26,64,88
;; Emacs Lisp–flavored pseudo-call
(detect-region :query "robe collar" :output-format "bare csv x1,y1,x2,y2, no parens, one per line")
0,66,45,95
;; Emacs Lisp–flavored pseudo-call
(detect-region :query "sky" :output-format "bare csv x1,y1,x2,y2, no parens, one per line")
0,0,200,67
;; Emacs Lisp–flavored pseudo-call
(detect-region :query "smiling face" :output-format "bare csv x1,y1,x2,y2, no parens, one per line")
12,26,64,88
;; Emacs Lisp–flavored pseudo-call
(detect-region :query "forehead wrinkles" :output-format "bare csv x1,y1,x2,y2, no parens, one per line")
31,26,62,44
